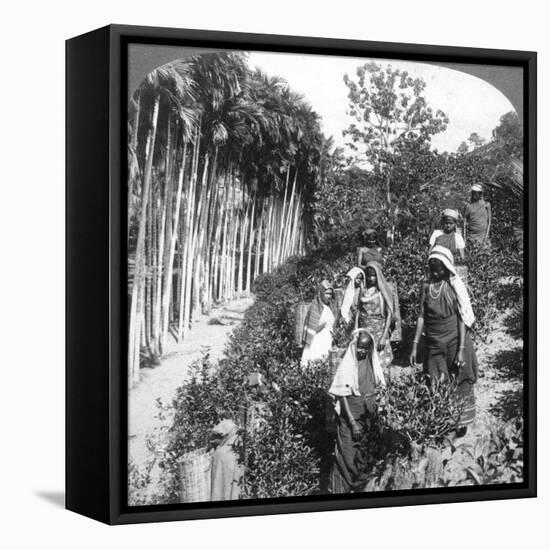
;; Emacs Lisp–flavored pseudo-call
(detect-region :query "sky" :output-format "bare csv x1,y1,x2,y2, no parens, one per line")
247,51,515,154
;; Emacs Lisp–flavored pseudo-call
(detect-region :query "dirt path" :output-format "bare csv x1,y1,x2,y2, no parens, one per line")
128,296,254,473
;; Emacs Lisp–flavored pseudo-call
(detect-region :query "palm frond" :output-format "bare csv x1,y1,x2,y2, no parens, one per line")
487,157,523,199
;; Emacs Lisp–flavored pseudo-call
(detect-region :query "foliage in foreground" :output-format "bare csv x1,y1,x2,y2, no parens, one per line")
361,417,524,491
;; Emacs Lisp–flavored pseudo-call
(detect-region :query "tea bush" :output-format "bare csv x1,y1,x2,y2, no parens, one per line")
360,416,524,491
144,148,524,501
150,268,335,502
241,359,332,498
128,457,156,506
354,373,463,489
377,373,463,446
466,242,523,341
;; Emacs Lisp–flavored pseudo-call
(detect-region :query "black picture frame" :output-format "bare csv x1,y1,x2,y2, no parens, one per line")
66,24,537,525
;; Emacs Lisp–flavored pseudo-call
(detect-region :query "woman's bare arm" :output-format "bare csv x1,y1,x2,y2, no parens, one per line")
409,283,427,366
341,396,362,440
456,316,466,365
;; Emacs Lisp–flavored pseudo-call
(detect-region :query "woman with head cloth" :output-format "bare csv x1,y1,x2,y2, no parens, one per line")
300,280,338,367
355,260,395,370
409,245,478,436
329,328,385,493
340,266,365,325
429,208,466,262
357,228,384,268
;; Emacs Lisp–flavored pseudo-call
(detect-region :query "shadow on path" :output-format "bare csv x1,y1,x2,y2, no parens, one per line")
488,386,523,422
488,346,523,382
486,346,523,422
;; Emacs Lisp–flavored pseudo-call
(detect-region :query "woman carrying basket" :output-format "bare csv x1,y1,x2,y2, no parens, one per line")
300,280,338,367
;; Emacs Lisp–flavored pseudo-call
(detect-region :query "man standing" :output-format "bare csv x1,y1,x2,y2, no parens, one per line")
464,183,491,245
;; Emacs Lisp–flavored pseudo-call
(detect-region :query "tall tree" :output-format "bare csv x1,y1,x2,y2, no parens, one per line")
468,132,485,149
343,62,448,242
127,53,324,382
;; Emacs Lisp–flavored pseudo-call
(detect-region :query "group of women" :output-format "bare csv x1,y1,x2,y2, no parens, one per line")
300,198,483,494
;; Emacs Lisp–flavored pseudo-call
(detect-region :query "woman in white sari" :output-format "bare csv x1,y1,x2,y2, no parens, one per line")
301,280,337,367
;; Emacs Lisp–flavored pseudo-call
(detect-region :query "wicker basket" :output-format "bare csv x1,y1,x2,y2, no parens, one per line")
294,301,310,345
178,447,213,503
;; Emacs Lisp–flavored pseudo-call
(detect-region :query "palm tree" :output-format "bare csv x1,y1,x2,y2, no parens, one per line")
128,61,196,383
127,52,325,383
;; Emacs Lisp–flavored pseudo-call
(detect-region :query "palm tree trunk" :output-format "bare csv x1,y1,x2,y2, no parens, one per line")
275,168,290,265
237,197,249,294
211,178,223,303
178,123,201,340
245,195,256,293
254,198,264,280
130,92,141,151
128,92,160,384
281,168,297,261
161,139,187,350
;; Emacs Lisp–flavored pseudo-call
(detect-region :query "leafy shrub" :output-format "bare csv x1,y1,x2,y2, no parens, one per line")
384,233,430,328
377,373,463,446
461,417,524,485
128,457,156,506
241,359,332,498
357,385,523,492
148,356,234,503
151,308,333,503
466,242,523,340
354,373,463,488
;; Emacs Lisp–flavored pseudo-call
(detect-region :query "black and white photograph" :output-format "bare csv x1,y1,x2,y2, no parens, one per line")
126,44,527,506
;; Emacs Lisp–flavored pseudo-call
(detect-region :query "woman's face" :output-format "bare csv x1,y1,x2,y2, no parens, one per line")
365,267,377,288
429,259,448,282
442,216,456,233
322,288,334,304
354,272,364,288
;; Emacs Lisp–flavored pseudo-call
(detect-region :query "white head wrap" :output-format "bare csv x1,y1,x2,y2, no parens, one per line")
428,245,456,275
340,267,364,323
428,245,475,328
471,183,483,192
329,328,386,404
441,208,459,221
